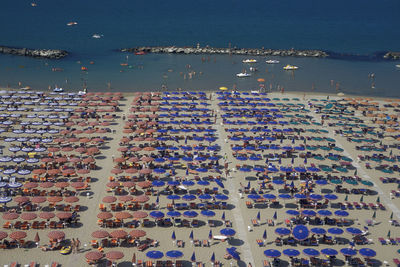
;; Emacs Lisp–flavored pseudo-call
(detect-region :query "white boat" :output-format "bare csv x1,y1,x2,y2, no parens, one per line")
67,22,78,26
53,87,63,93
266,59,280,64
283,64,299,70
242,59,257,63
396,64,400,68
236,72,251,77
92,34,102,39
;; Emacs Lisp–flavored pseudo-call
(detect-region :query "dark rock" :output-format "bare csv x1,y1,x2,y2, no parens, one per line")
0,45,68,59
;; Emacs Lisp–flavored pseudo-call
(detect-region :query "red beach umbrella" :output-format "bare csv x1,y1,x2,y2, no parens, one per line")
56,212,73,219
55,182,69,188
64,196,79,203
77,169,90,174
132,211,148,219
10,231,27,240
39,212,55,220
97,212,113,219
106,181,120,188
71,182,85,189
137,181,151,188
85,251,104,261
48,196,63,203
91,230,109,239
13,196,30,204
110,230,128,239
102,196,117,203
111,168,123,174
2,213,19,220
40,182,54,188
47,231,65,240
23,182,38,189
0,231,8,240
47,169,60,175
32,169,46,175
83,157,95,163
122,181,135,188
115,212,132,220
139,168,152,174
132,195,150,203
129,230,146,238
125,168,138,174
31,196,47,203
20,213,37,220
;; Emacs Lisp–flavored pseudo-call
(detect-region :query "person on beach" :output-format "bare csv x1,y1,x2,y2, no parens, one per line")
71,238,76,253
76,238,81,253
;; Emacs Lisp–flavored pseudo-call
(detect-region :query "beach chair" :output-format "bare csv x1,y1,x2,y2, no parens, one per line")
202,240,209,247
246,201,253,208
267,219,274,226
256,239,264,247
252,219,259,226
10,262,18,267
145,261,153,267
393,259,400,267
389,238,397,245
51,262,59,267
263,260,271,267
379,237,387,245
29,263,36,267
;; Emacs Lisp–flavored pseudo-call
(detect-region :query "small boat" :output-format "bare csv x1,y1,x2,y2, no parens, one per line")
249,67,257,72
92,34,102,39
120,63,128,66
81,66,88,71
242,59,257,63
396,64,400,68
60,246,71,255
283,64,299,70
67,22,78,26
52,68,63,72
31,3,37,7
134,51,147,55
53,87,63,93
266,59,280,64
236,72,251,78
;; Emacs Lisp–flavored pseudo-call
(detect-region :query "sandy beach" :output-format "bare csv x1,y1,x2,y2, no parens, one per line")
0,89,399,267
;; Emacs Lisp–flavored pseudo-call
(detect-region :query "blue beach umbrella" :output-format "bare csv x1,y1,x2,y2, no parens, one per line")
317,210,332,216
275,227,291,236
146,251,164,259
294,194,306,199
197,180,210,186
315,180,328,185
210,252,215,262
264,249,281,258
182,195,196,201
171,231,176,240
183,211,198,218
321,248,338,256
199,194,212,200
248,194,262,200
191,252,196,262
201,210,216,217
263,230,267,240
215,194,228,201
286,210,300,216
335,210,349,217
152,180,165,187
303,248,320,257
340,248,357,257
263,194,276,200
153,168,166,174
167,181,180,186
215,179,224,188
311,227,326,235
167,211,181,217
309,194,323,201
359,248,376,258
328,227,344,235
226,247,240,260
283,249,300,258
302,210,316,217
167,195,180,200
324,194,338,200
208,230,213,240
166,250,183,259
189,230,194,240
220,228,236,237
182,180,195,186
149,211,165,219
346,227,362,235
273,180,285,185
292,225,309,241
279,194,292,200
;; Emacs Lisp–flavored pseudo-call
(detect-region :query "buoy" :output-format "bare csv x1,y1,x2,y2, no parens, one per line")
81,66,88,71
89,61,94,65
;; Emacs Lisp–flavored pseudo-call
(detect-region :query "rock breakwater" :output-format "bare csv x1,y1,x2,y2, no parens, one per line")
121,45,329,58
0,45,68,59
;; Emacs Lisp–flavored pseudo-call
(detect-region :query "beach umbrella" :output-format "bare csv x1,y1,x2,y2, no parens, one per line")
191,252,196,262
171,231,176,241
283,249,300,258
359,248,376,258
47,231,65,240
273,211,277,220
302,210,316,217
324,194,338,200
279,194,292,200
167,211,181,217
210,252,215,262
183,211,198,218
106,251,124,261
372,211,376,219
92,230,109,239
328,227,344,235
303,248,320,257
146,250,164,259
292,225,309,241
2,212,19,220
309,194,323,201
215,194,228,200
387,230,391,238
166,250,183,259
321,248,338,256
334,210,349,217
264,249,281,258
376,196,380,203
263,229,267,240
317,210,332,216
226,247,240,260
311,227,326,235
346,227,362,235
201,210,216,217
275,227,291,236
220,228,236,237
294,194,306,199
316,180,328,186
263,194,276,200
189,230,194,240
340,248,357,257
149,211,164,219
85,251,104,261
182,195,196,201
0,231,8,240
286,210,300,216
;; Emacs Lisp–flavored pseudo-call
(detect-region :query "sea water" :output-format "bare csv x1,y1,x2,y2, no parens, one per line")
0,0,399,96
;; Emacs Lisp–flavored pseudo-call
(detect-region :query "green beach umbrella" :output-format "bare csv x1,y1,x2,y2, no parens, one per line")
344,195,348,202
361,180,373,187
360,196,364,202
387,230,391,238
345,179,357,185
372,211,376,219
376,197,380,203
330,179,342,185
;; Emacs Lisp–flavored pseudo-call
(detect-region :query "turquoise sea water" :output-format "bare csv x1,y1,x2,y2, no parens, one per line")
0,0,399,96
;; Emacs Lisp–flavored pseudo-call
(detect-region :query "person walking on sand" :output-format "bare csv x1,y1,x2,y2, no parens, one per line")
71,238,76,253
75,238,81,253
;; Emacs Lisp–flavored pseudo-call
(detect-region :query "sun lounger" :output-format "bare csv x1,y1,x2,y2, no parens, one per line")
252,219,259,226
256,239,264,247
379,237,387,245
394,258,400,266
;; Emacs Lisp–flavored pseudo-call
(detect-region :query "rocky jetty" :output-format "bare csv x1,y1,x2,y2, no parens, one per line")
383,52,400,60
0,46,68,59
121,45,329,58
